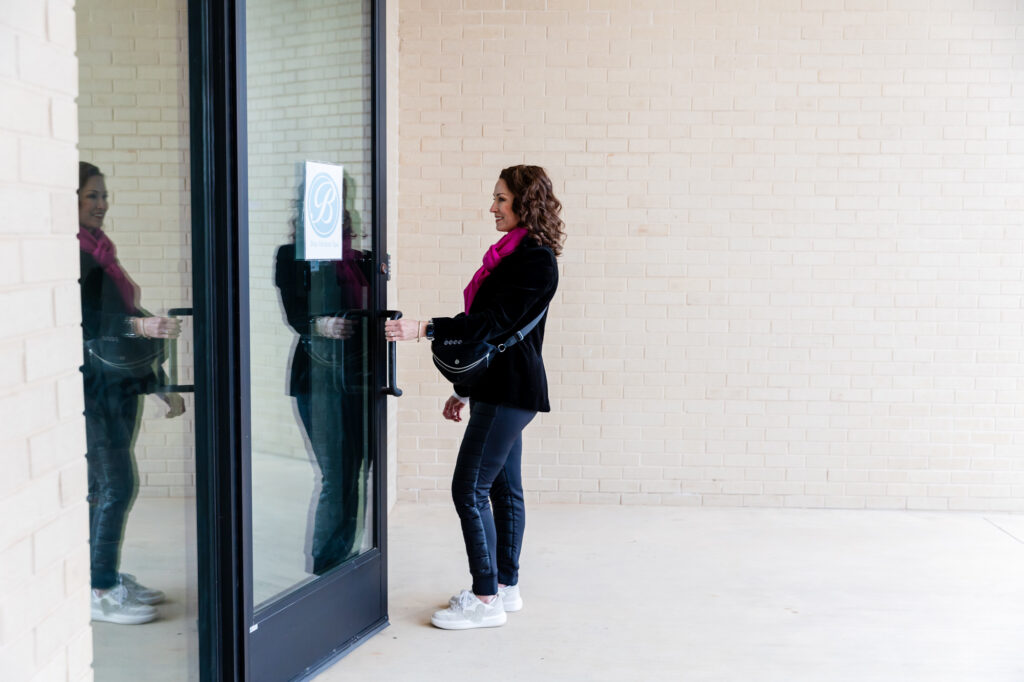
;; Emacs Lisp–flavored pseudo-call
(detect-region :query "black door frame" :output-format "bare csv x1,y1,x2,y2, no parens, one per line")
188,0,245,679
188,1,390,679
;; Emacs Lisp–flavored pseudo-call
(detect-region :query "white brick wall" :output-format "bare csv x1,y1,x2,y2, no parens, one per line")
394,0,1024,510
0,1,93,679
76,0,196,497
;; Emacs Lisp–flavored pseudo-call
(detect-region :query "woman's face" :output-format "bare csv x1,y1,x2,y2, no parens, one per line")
78,175,108,231
490,178,520,232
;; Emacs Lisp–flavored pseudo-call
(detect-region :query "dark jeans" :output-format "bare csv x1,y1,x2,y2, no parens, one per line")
296,389,366,575
452,400,536,596
84,376,142,590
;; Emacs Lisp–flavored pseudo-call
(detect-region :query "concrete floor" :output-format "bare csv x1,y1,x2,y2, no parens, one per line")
91,500,1024,682
315,504,1024,682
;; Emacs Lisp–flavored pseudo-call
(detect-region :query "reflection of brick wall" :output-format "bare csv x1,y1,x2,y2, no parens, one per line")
1,1,92,679
395,2,1024,510
246,0,376,462
77,0,195,497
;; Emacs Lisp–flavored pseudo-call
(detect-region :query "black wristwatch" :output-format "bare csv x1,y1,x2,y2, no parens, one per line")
424,320,435,340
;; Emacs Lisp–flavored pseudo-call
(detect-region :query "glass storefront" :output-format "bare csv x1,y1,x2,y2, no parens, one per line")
76,1,388,679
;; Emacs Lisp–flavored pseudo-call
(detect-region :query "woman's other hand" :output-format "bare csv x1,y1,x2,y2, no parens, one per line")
138,316,181,339
158,392,186,418
384,318,424,342
442,395,466,422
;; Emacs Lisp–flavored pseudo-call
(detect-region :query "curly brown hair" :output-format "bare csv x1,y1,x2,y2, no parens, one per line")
499,165,565,257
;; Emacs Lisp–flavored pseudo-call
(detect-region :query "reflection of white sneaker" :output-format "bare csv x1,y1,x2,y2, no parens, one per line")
498,584,522,612
91,584,157,625
432,590,506,630
120,573,165,605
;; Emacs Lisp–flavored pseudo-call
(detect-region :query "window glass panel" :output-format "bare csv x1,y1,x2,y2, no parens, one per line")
77,0,199,679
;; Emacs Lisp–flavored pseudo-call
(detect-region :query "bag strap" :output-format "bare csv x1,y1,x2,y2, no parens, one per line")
496,307,548,353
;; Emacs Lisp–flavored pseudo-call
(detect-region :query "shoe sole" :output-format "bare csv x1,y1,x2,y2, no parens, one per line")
502,598,523,612
91,611,157,625
430,612,507,630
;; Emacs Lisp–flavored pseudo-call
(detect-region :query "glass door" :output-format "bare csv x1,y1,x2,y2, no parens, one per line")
77,1,201,679
241,0,389,678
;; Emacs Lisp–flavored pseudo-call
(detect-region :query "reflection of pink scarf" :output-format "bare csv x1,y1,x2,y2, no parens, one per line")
333,233,369,307
77,226,139,313
463,227,528,312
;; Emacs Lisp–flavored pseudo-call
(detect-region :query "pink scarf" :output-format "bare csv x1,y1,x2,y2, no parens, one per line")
77,226,139,313
463,227,528,312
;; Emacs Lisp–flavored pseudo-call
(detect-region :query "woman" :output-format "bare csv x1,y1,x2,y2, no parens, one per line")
78,162,185,625
385,165,564,630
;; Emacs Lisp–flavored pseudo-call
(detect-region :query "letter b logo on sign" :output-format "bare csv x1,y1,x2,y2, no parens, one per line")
300,161,345,260
307,173,340,238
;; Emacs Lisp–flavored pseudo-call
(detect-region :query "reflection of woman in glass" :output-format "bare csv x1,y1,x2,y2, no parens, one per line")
386,165,564,630
275,209,370,575
78,162,185,624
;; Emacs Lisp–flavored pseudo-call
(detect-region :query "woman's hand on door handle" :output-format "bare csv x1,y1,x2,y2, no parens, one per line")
384,317,426,342
314,315,355,340
136,315,182,339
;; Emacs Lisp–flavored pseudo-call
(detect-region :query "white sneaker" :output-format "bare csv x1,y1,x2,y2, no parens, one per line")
450,584,522,613
91,584,157,625
498,584,522,612
432,590,507,630
119,573,165,605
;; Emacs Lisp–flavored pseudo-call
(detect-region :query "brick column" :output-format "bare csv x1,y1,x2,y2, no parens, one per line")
0,0,93,679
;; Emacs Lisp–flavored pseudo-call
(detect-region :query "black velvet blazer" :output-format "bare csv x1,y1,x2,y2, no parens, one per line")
79,249,161,393
431,236,559,413
80,250,136,341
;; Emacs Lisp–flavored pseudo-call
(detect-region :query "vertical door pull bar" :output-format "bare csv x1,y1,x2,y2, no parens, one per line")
383,310,403,397
159,307,194,393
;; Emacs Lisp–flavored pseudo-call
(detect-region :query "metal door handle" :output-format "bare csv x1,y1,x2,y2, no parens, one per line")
159,307,194,393
383,310,403,397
